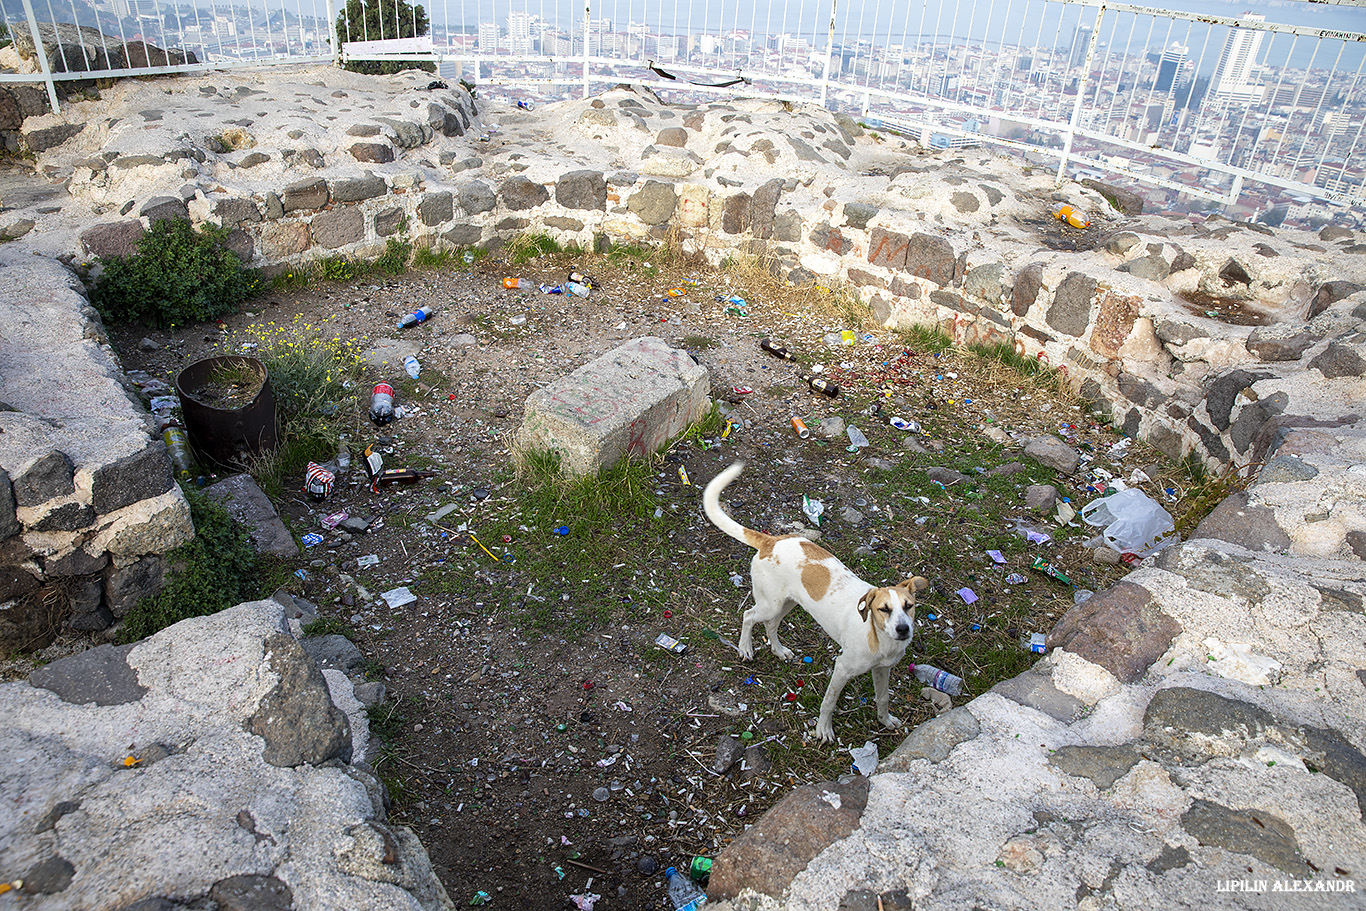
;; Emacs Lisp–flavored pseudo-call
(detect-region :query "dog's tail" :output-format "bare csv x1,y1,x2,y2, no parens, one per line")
703,461,767,550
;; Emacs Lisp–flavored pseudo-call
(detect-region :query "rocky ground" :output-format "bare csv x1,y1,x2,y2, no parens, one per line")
81,249,1188,909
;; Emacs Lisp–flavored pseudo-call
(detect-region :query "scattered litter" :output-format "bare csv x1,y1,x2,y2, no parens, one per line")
791,417,810,439
1013,521,1052,544
1081,489,1179,557
303,462,335,499
1005,572,1027,585
846,426,869,450
570,893,600,911
1030,556,1072,585
381,586,417,608
427,504,459,523
679,466,691,486
613,701,633,712
890,416,921,433
759,337,798,361
301,532,324,548
732,385,753,396
730,573,745,588
1055,500,1077,524
802,495,824,526
357,554,380,568
655,633,687,654
1204,637,1282,685
1029,632,1048,654
554,525,570,536
1073,589,1094,604
818,790,842,809
986,549,1005,564
921,686,953,715
849,741,879,776
469,892,492,906
955,587,978,604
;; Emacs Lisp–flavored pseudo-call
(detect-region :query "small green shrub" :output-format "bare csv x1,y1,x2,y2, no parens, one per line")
118,486,262,642
507,231,562,264
91,219,260,327
316,256,358,282
373,237,411,275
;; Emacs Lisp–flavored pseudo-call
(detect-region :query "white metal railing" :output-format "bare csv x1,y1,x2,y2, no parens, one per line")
2,0,1363,218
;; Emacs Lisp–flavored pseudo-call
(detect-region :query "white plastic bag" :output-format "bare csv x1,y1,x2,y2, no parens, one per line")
1080,489,1179,557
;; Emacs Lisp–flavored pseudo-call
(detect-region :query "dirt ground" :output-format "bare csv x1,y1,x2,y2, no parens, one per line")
95,250,1182,909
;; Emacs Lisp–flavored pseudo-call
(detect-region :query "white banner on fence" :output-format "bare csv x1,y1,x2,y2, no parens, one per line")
344,37,435,56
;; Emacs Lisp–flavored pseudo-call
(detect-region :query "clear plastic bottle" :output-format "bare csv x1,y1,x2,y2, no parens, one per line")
565,280,591,297
911,663,963,696
665,866,707,910
335,445,351,472
369,383,396,425
404,355,421,379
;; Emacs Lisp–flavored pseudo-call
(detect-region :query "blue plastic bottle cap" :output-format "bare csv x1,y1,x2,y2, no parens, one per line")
802,656,813,664
554,525,569,535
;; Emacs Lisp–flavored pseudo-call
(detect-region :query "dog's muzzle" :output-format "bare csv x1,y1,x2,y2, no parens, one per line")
893,624,911,640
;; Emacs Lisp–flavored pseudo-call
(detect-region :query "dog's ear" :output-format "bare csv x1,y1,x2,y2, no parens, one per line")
897,576,930,596
857,589,876,622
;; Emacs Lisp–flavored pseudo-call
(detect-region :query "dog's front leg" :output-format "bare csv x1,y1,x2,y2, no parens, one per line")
816,657,858,742
872,663,901,730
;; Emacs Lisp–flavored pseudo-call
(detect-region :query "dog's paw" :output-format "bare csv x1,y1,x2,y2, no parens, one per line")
814,720,836,742
772,645,796,662
881,713,903,730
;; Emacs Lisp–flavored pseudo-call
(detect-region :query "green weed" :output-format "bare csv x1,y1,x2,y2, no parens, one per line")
506,231,563,264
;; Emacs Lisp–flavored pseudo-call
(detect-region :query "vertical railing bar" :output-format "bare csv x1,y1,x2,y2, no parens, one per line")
1174,19,1209,160
1285,35,1332,176
60,0,95,76
1028,0,1050,120
979,0,1005,109
324,0,337,63
819,0,836,108
1096,11,1125,134
20,0,60,114
581,0,589,98
1314,45,1363,179
1265,34,1303,169
929,0,944,105
1227,27,1278,177
1055,3,1103,187
1115,11,1152,139
169,0,189,59
40,0,74,76
963,0,979,105
1089,8,1114,118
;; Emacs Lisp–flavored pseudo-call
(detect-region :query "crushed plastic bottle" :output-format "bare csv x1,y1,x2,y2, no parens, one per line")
846,426,869,449
665,866,707,911
910,663,963,696
404,355,421,379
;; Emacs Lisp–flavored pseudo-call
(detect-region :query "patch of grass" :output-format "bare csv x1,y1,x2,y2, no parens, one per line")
1171,461,1249,539
302,617,353,639
506,231,563,264
373,237,412,275
91,219,261,327
117,485,264,642
896,323,955,352
270,267,312,291
414,244,483,271
682,335,716,350
316,255,359,283
221,314,367,496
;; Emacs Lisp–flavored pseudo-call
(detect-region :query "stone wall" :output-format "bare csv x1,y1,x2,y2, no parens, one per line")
0,252,193,652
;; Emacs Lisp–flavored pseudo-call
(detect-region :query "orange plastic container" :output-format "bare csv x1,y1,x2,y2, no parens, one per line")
1054,205,1091,229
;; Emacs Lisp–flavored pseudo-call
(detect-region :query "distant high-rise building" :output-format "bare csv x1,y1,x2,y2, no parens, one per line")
478,21,499,53
1156,42,1188,93
1069,24,1093,68
1211,13,1266,103
507,11,532,55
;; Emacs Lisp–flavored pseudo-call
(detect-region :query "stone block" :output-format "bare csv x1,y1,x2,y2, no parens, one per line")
1047,271,1097,337
443,224,482,246
349,141,394,163
30,642,147,705
516,337,710,476
500,176,549,210
260,221,310,257
1048,581,1180,682
843,202,877,230
80,221,145,260
282,178,329,213
91,443,174,515
722,193,749,234
203,474,299,558
556,170,607,210
750,179,783,239
418,191,454,226
374,207,406,237
245,632,352,767
904,233,955,285
868,228,909,270
24,122,83,152
330,172,387,203
138,196,188,223
882,707,980,768
223,229,253,264
457,180,496,214
302,634,364,673
627,181,677,225
0,468,17,540
311,207,365,250
709,776,869,901
13,450,75,507
103,555,165,618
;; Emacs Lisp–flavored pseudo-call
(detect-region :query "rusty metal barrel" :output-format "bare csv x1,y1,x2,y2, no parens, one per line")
175,355,278,467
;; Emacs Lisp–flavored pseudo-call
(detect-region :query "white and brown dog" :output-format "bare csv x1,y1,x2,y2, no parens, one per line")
703,461,929,742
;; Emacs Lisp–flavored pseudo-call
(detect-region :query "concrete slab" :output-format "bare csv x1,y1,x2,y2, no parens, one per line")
203,473,299,558
515,336,710,475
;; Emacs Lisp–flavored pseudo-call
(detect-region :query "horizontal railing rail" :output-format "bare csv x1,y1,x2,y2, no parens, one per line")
1,0,1362,218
